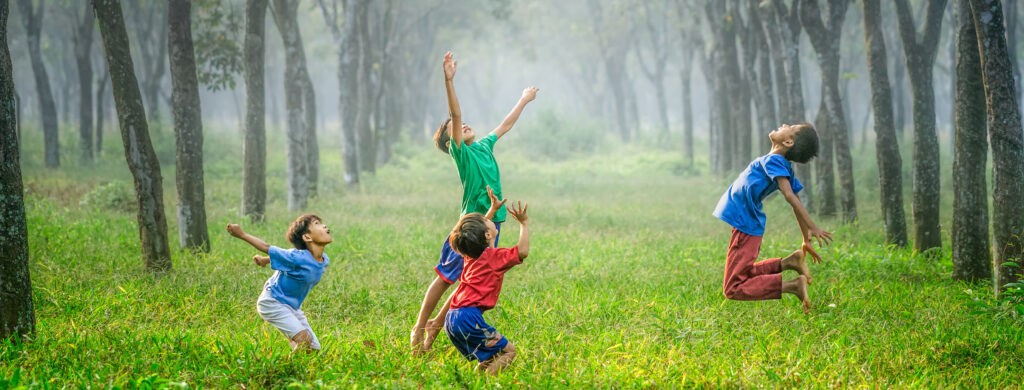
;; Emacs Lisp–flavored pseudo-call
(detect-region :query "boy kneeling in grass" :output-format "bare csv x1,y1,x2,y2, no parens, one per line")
712,123,832,314
445,192,529,375
226,215,331,352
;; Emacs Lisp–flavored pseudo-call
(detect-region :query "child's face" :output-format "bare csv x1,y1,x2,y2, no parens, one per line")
769,124,799,148
451,122,476,144
305,219,332,246
485,219,497,248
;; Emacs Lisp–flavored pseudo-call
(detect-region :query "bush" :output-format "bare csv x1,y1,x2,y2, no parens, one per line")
510,108,607,160
80,181,135,213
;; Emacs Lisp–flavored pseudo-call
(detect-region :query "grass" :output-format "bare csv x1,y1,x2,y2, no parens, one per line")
3,124,1022,388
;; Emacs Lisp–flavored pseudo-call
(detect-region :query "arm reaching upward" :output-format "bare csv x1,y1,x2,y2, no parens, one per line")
443,52,464,148
506,201,530,260
777,177,833,263
226,223,271,254
483,186,507,220
493,87,539,139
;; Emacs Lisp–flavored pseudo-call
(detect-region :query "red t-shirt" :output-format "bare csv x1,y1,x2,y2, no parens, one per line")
450,246,522,311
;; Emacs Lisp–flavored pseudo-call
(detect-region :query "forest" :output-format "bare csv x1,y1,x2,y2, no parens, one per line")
1,0,1023,387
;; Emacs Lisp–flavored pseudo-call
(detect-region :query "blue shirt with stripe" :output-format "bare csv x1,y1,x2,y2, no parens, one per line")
713,154,804,236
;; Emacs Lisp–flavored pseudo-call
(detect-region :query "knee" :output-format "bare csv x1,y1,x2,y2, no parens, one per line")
502,343,517,359
292,329,313,346
723,286,739,300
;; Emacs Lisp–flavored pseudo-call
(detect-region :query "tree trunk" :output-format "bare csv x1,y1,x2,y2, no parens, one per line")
75,3,95,164
95,71,109,155
337,0,361,186
16,0,59,168
895,0,949,253
771,0,813,211
355,0,375,174
681,63,693,167
168,0,209,252
243,0,267,221
93,0,172,272
863,0,909,247
0,0,36,340
706,0,739,174
970,0,1024,292
271,0,310,211
952,0,990,281
1005,0,1021,108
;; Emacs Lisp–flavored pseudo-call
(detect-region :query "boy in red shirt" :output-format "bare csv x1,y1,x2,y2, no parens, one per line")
445,197,529,375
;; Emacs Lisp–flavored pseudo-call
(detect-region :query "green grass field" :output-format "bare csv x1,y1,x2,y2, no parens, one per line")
4,125,1022,388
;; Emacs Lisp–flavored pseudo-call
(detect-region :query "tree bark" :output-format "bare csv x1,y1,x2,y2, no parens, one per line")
93,0,172,272
271,0,311,211
970,0,1024,292
16,0,59,167
337,0,362,185
95,70,109,155
243,0,267,221
0,0,36,340
771,0,813,211
862,0,909,247
952,0,991,281
747,0,776,155
895,0,949,253
355,0,374,174
705,0,739,174
168,0,209,252
74,3,95,164
681,62,693,167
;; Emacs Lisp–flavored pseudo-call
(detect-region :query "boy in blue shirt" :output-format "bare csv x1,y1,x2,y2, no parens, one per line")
713,123,833,314
226,214,331,351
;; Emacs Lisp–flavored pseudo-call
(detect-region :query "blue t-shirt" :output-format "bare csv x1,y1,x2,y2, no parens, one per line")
712,154,804,236
264,246,329,310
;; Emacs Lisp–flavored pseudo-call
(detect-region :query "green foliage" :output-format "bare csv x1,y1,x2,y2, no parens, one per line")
508,108,608,161
966,262,1024,320
79,181,134,213
193,0,243,92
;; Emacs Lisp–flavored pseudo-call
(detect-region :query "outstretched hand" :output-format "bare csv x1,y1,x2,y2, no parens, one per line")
521,87,539,102
226,223,245,238
486,186,507,211
443,51,457,80
802,241,823,264
507,201,529,224
807,227,833,248
253,255,270,267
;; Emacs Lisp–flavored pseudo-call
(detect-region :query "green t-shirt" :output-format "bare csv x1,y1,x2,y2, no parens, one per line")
450,132,506,222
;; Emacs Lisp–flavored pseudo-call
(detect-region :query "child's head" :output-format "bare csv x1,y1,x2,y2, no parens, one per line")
771,123,819,163
286,214,332,250
449,212,497,259
433,118,476,154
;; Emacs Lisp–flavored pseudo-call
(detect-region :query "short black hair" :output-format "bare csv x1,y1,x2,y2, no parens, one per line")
450,213,489,259
433,118,452,154
286,214,321,250
784,123,819,164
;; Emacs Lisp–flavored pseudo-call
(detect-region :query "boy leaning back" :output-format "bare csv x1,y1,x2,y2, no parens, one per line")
226,215,332,351
446,191,530,375
410,51,538,354
712,123,832,314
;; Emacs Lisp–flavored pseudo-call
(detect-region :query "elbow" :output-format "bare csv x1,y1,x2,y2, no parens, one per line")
518,249,529,260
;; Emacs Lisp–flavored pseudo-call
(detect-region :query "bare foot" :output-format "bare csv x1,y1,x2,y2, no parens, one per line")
794,275,810,315
410,327,425,356
422,319,443,353
475,357,495,374
783,249,812,285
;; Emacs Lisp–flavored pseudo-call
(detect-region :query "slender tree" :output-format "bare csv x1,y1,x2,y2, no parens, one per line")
895,0,949,252
270,0,313,211
862,0,908,247
705,0,741,174
770,0,813,211
0,0,35,340
93,0,172,271
318,0,361,186
632,0,672,143
125,1,167,123
952,0,990,281
94,70,109,155
748,0,776,153
16,0,59,167
243,0,267,220
168,0,209,252
73,2,95,164
970,0,1024,292
355,0,374,174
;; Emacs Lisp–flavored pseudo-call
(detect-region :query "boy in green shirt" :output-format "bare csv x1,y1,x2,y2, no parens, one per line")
410,51,538,355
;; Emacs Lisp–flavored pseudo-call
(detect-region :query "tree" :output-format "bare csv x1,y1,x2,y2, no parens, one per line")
93,0,172,272
768,0,813,211
801,0,856,221
270,0,315,211
168,0,209,252
16,0,59,167
632,0,672,143
969,0,1024,292
73,2,95,164
747,0,777,154
0,0,35,340
319,0,361,186
124,0,168,124
895,0,949,252
862,0,908,247
704,0,741,174
243,0,268,221
94,69,109,155
952,0,990,281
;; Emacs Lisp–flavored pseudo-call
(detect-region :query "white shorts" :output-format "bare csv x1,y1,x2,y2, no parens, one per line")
256,290,321,350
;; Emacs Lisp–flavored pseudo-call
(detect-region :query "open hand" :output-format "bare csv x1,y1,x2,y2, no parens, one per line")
521,87,539,102
802,241,823,264
443,51,457,80
486,186,507,211
226,223,245,238
807,227,833,248
253,255,270,267
507,201,529,224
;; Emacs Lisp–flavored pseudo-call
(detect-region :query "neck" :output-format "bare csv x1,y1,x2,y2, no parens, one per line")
769,144,788,156
307,244,325,262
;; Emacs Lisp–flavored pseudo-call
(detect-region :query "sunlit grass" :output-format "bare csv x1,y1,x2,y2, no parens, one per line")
3,125,1021,388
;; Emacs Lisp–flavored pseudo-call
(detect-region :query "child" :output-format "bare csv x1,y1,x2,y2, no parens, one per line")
712,123,833,314
226,215,332,351
410,51,538,354
446,196,529,375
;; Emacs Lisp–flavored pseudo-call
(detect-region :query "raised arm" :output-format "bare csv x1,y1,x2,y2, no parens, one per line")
226,223,271,254
492,87,539,139
776,177,832,262
506,201,530,260
483,186,507,220
443,52,464,148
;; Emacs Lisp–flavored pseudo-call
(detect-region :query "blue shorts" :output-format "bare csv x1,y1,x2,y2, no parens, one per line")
445,306,509,362
435,221,501,284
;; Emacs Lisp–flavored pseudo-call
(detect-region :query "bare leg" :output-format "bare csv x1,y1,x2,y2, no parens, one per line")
781,249,811,284
423,291,456,353
782,275,810,315
291,329,314,353
485,343,517,376
411,276,452,355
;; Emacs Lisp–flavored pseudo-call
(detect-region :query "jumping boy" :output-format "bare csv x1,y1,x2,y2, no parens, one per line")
712,123,832,314
410,51,538,354
446,194,529,375
226,215,332,351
